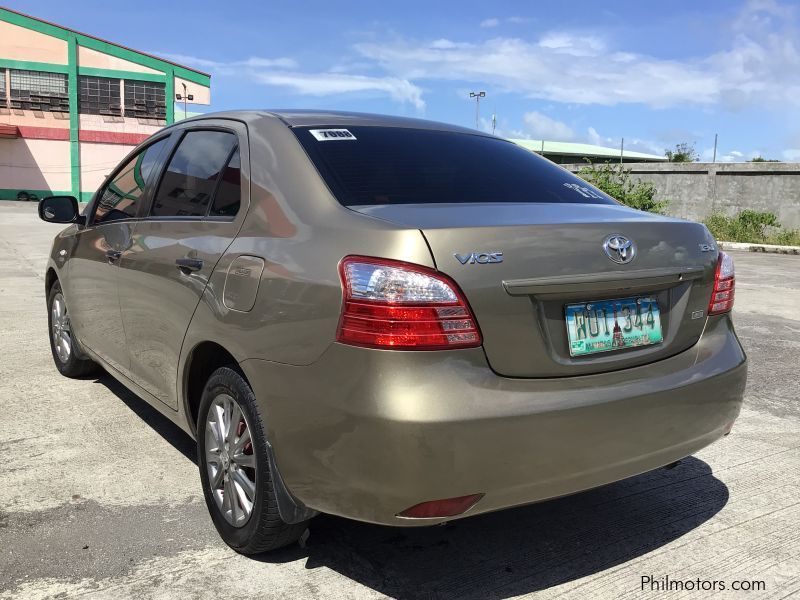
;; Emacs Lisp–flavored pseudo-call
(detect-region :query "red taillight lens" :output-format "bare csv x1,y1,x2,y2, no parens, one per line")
397,494,484,518
708,251,735,315
337,256,482,350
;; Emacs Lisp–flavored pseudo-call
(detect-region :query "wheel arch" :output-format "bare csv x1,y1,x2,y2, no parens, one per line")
182,340,243,437
45,267,59,296
184,341,318,525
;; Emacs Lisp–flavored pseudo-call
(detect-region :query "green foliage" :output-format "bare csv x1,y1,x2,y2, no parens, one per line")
750,156,781,162
704,210,800,246
665,142,699,162
577,162,669,214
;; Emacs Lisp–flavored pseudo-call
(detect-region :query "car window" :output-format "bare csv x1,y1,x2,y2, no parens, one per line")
150,130,238,218
93,137,168,224
293,126,617,206
209,148,241,218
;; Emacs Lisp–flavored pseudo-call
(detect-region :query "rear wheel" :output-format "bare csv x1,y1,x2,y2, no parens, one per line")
197,367,309,554
47,281,98,377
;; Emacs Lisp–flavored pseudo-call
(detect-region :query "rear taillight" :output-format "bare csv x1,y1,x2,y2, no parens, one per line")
337,256,482,350
708,251,735,315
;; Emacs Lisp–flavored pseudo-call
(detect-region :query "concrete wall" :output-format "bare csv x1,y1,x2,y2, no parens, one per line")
565,162,800,229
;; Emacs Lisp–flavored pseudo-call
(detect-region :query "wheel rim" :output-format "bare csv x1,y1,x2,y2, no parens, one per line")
205,393,257,527
51,292,72,364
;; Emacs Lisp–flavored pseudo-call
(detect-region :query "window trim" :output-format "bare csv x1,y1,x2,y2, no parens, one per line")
142,126,242,222
207,144,240,220
86,132,174,228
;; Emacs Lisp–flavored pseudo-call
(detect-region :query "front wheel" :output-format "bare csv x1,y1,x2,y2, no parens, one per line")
197,367,309,554
47,281,99,377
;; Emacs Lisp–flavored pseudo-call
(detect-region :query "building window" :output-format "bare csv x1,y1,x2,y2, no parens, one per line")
124,80,166,120
1,70,7,108
79,75,121,116
9,70,69,112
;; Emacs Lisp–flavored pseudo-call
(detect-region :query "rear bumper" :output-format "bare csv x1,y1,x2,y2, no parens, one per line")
241,315,746,526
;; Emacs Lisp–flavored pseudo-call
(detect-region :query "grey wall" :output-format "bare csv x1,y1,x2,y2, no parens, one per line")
565,162,800,229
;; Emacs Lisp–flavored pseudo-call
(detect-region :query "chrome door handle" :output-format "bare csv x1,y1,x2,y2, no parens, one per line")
176,257,204,274
105,250,122,264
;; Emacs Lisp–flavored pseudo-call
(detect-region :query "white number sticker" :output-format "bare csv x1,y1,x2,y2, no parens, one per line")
309,129,357,141
563,182,603,199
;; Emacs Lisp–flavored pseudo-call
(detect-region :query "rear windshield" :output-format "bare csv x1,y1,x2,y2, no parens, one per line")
293,126,616,207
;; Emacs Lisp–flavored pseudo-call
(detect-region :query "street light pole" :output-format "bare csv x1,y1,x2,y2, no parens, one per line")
175,82,194,121
469,91,485,130
713,133,718,163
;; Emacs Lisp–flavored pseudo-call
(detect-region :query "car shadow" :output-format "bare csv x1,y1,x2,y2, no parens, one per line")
95,372,729,599
273,456,727,599
93,373,197,465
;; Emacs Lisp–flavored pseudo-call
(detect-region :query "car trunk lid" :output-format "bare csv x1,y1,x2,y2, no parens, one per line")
350,202,717,377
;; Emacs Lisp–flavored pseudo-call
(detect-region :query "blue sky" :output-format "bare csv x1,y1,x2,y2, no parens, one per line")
19,0,800,161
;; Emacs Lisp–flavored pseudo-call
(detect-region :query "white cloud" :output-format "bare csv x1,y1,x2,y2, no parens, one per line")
782,148,800,161
157,53,297,72
587,126,663,155
156,53,424,110
522,111,574,140
156,1,800,116
481,16,531,28
354,35,716,107
252,72,425,109
352,1,800,110
538,32,606,56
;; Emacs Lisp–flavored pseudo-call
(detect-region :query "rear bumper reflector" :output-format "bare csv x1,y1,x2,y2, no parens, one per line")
397,494,484,519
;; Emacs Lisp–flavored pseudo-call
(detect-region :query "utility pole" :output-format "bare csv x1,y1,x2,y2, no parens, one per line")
712,133,718,163
469,91,485,130
491,111,497,135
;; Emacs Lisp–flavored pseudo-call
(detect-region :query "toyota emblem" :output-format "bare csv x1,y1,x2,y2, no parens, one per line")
603,235,636,264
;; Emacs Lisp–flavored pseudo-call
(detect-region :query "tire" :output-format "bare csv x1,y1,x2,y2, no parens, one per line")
197,367,309,554
47,281,99,377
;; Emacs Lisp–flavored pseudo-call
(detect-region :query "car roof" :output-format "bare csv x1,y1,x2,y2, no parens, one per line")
175,109,490,137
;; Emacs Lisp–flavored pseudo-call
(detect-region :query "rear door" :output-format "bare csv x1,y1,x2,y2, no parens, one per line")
66,136,170,377
118,120,249,409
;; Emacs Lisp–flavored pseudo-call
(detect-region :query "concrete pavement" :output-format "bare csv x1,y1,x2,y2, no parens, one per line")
1,201,799,599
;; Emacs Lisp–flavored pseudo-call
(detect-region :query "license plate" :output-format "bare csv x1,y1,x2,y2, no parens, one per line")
565,296,663,357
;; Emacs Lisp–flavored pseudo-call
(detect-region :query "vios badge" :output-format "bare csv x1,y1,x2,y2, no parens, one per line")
603,235,636,264
454,252,504,265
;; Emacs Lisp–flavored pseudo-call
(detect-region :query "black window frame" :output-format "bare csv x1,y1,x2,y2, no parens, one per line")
143,126,242,222
123,79,166,120
87,133,174,227
79,75,122,116
1,70,7,109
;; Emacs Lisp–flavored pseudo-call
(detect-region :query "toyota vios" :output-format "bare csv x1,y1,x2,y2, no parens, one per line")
39,110,746,553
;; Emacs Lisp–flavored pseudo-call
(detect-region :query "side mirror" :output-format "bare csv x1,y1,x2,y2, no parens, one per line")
39,196,79,224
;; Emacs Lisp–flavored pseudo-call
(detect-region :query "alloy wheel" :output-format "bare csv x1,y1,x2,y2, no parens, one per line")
51,292,72,363
205,393,257,527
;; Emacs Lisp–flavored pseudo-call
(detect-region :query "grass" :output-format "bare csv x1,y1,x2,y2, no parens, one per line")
704,210,800,247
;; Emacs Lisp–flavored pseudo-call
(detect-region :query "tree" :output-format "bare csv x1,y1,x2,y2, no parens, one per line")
665,142,698,162
577,162,668,214
750,156,780,162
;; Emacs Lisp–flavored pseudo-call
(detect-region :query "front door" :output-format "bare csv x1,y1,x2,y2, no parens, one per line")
118,122,248,409
67,137,170,377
